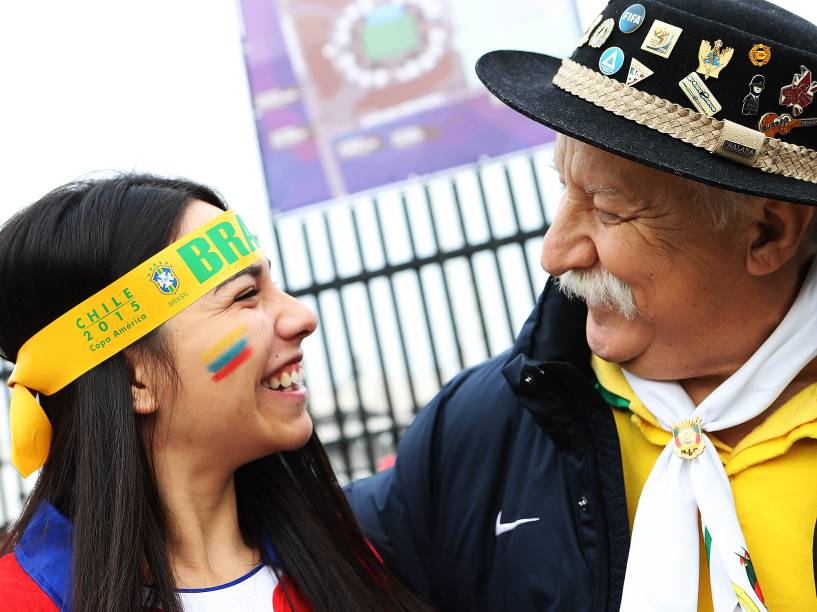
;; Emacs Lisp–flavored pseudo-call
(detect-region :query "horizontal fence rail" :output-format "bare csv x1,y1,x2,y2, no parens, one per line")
0,144,559,527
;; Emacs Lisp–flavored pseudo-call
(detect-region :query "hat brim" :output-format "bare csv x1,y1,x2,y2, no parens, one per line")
476,50,817,206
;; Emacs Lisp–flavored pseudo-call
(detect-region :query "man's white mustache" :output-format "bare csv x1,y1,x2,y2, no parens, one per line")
556,268,639,320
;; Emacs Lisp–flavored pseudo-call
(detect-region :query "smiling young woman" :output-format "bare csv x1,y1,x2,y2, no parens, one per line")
0,175,431,612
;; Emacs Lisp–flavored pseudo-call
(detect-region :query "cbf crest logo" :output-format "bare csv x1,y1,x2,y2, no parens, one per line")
671,416,705,459
148,262,180,295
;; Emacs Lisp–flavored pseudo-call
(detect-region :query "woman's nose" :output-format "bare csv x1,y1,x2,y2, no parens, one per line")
276,293,318,342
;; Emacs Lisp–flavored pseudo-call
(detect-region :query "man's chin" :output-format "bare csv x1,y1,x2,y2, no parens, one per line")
585,307,652,364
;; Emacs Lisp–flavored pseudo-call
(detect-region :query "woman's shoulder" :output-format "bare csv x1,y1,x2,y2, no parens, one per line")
0,552,59,611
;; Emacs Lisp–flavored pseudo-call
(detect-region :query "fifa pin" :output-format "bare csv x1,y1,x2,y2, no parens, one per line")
589,18,615,48
599,47,625,76
779,65,817,117
741,75,765,116
618,4,646,34
696,40,733,79
626,58,653,86
578,13,603,47
679,72,722,117
641,20,683,59
748,43,771,67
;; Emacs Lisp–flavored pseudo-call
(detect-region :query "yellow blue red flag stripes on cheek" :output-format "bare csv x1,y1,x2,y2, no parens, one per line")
7,210,263,477
202,326,253,382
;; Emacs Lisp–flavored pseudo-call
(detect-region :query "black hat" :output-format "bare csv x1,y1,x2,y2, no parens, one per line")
476,0,817,205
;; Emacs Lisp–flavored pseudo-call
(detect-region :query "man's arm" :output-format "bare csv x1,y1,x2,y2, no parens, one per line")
345,369,473,603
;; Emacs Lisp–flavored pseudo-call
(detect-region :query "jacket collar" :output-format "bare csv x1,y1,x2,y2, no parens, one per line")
502,276,591,390
15,502,73,609
14,502,283,610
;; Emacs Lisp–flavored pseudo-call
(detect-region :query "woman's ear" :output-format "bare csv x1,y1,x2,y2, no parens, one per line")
130,360,158,415
746,200,815,276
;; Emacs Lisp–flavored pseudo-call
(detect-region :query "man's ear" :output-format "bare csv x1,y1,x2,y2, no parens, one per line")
746,200,814,276
130,361,158,415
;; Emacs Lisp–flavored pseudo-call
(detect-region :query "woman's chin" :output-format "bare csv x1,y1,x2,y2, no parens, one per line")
585,307,652,364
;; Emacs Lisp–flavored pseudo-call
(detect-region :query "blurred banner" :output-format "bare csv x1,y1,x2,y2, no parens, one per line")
240,0,580,211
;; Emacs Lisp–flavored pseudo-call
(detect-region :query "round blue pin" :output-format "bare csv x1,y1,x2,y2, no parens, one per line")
619,3,646,34
599,47,625,76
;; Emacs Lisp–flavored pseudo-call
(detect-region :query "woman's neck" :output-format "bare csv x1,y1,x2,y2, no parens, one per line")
154,459,259,589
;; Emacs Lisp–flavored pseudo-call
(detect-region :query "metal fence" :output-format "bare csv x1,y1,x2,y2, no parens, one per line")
0,143,559,526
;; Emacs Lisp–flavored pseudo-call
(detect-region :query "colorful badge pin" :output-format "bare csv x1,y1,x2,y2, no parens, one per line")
589,18,615,48
749,43,771,67
626,58,653,86
619,4,646,34
599,47,625,76
696,39,734,79
758,111,817,138
641,20,683,59
779,65,817,117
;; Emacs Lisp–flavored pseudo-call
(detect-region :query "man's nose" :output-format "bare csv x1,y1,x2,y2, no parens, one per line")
539,202,597,276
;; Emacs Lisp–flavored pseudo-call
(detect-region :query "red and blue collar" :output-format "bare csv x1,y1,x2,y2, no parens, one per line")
14,502,282,610
15,502,73,609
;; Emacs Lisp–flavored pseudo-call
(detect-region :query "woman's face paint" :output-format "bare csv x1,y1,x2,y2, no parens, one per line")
202,325,252,382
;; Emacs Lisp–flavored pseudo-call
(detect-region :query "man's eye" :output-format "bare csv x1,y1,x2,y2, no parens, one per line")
235,287,259,301
596,209,621,224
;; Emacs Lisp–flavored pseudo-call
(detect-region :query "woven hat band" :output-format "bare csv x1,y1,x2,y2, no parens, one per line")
552,58,817,185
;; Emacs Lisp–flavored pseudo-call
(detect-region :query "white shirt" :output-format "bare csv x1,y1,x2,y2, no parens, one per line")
144,564,307,611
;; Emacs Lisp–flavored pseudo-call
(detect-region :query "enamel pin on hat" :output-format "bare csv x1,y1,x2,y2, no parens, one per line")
589,17,615,48
578,13,603,46
749,43,771,67
697,39,734,79
599,47,625,75
640,20,683,58
619,4,646,34
679,72,722,116
779,65,817,117
626,57,653,85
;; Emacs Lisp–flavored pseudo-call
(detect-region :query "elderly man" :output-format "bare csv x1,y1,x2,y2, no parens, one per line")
346,0,817,610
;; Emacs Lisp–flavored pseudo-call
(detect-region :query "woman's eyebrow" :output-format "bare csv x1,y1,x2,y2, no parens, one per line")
213,259,270,294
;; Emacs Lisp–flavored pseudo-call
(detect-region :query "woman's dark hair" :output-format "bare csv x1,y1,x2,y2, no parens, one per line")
0,175,431,612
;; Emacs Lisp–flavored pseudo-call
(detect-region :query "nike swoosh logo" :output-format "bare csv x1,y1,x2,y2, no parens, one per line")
495,511,540,536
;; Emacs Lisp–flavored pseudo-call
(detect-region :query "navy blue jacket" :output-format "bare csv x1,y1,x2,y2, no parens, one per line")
346,279,630,611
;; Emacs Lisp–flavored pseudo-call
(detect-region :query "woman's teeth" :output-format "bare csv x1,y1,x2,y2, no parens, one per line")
264,365,304,390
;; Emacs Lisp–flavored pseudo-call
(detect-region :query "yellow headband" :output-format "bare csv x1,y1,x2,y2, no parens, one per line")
7,210,263,476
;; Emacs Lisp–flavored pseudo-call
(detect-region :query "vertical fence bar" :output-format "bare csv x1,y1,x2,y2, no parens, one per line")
422,183,466,371
314,213,377,473
371,196,421,416
529,153,549,223
399,191,443,393
474,167,518,342
273,220,353,476
450,179,492,356
503,164,539,305
345,206,402,449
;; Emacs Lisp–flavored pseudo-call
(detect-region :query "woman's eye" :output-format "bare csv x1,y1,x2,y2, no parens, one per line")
235,287,259,302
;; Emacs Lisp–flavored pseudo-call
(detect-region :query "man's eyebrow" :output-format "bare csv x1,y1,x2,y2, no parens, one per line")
583,184,623,197
213,259,270,294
